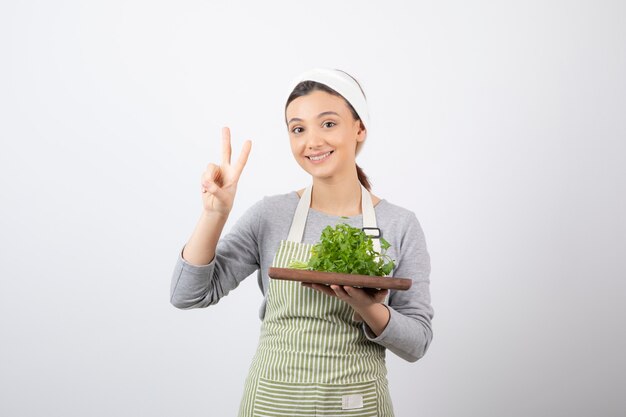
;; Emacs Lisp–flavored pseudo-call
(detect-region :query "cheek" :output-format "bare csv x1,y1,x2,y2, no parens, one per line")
289,138,303,157
330,128,354,146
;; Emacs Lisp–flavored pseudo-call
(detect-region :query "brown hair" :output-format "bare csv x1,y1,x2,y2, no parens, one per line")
285,76,371,191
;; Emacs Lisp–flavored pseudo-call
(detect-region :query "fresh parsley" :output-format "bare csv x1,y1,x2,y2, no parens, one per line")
289,223,395,276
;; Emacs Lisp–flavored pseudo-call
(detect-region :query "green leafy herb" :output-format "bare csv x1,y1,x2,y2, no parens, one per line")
289,223,395,276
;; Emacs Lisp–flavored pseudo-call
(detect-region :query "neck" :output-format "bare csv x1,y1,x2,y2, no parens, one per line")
310,176,363,216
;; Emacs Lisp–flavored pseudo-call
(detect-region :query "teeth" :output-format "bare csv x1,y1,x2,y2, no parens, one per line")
309,151,331,161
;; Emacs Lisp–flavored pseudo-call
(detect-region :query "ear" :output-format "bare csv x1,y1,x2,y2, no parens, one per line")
356,121,367,143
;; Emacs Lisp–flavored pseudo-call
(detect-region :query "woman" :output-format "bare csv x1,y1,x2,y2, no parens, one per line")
170,68,434,416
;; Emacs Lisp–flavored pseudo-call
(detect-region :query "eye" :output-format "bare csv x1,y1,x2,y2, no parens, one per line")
323,121,336,128
291,126,303,134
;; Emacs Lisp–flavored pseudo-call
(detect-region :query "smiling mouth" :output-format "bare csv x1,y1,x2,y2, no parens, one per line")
307,151,334,161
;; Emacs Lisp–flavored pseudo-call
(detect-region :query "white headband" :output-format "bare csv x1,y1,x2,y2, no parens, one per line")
286,68,369,154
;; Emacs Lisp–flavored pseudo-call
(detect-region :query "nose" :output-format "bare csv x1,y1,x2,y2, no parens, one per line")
305,130,325,149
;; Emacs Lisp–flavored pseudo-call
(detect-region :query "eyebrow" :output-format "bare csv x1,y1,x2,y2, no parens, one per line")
287,111,341,125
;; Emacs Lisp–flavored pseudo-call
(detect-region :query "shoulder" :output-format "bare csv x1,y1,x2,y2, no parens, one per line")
261,191,299,207
234,192,298,235
251,191,299,219
235,191,297,219
376,198,417,221
375,199,427,244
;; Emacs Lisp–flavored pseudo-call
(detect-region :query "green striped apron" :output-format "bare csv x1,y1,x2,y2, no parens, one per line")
238,185,395,417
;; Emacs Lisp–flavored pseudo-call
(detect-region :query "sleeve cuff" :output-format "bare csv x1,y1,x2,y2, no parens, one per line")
178,245,216,273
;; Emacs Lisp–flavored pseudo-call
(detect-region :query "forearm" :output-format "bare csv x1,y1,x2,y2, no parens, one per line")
354,303,390,337
182,210,229,265
363,306,433,362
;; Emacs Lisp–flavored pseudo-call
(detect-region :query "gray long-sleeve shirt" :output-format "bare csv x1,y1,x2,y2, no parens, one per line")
170,191,433,362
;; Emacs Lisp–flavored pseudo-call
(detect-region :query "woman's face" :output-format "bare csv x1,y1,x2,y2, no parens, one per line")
285,90,365,182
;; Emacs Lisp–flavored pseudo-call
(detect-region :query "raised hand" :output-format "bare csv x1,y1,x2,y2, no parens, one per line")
201,126,252,216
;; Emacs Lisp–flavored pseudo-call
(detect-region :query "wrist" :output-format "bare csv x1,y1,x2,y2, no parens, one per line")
201,209,229,222
354,302,388,321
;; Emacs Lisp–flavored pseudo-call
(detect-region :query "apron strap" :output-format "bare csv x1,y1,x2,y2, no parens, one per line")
360,186,381,254
286,185,313,242
287,184,380,253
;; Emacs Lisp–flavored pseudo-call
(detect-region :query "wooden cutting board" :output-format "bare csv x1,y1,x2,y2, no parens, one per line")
268,267,412,291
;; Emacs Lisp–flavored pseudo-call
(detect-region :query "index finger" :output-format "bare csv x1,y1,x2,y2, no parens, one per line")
232,140,252,179
221,126,231,166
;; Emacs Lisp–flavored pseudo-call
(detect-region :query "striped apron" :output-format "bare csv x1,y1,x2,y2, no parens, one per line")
238,185,395,417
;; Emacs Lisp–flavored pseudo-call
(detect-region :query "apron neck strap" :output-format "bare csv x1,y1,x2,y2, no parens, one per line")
287,184,380,252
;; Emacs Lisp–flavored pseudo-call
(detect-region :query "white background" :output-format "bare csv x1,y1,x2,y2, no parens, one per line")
1,1,625,416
